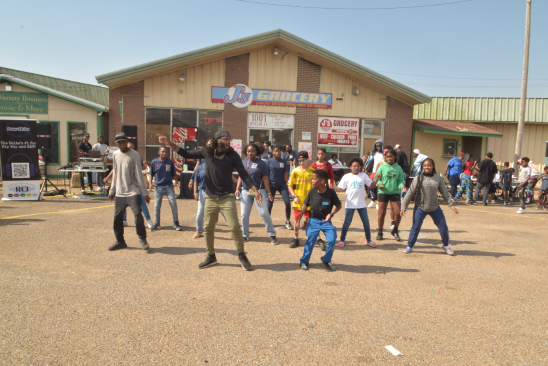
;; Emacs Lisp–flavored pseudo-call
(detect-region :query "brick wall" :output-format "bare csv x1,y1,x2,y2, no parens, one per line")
385,97,414,157
109,81,145,157
223,54,250,142
294,58,321,154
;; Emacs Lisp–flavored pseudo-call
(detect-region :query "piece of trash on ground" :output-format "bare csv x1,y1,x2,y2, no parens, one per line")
385,345,403,356
308,325,314,328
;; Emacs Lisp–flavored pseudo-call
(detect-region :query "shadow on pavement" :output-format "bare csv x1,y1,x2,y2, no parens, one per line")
147,246,239,256
0,218,46,226
210,262,420,274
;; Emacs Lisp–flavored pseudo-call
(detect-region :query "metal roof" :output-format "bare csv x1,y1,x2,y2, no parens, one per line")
95,29,431,105
414,119,503,138
0,73,106,112
1,67,109,110
414,97,548,123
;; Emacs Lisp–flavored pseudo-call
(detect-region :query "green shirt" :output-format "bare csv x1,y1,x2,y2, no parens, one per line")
374,163,405,195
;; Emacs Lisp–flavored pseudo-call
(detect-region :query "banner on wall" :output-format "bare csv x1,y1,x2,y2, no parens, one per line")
212,85,332,109
0,119,41,201
317,117,359,147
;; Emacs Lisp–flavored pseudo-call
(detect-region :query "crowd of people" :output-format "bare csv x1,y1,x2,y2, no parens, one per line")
97,130,547,272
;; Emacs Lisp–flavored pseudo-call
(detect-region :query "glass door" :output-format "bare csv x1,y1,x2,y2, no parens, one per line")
271,129,293,147
67,122,86,163
249,129,270,145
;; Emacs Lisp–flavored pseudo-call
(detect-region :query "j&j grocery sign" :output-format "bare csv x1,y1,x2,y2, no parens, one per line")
212,84,332,109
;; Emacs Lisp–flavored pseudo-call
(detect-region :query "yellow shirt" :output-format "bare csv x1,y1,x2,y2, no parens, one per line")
289,166,314,211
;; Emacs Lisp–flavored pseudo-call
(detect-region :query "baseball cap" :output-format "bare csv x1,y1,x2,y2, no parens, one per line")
83,132,90,137
298,151,309,159
214,130,231,139
458,152,465,156
115,132,128,142
413,149,421,154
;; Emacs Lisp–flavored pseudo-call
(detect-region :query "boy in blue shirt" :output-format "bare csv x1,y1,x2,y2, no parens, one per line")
150,147,182,231
444,152,464,200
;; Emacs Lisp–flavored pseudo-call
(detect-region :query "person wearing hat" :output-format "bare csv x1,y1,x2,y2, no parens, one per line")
444,152,465,200
157,130,259,271
78,132,94,193
412,149,428,177
108,132,150,252
287,150,315,249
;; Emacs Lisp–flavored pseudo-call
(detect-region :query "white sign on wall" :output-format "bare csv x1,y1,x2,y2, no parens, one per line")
302,132,311,141
318,117,360,147
248,113,295,129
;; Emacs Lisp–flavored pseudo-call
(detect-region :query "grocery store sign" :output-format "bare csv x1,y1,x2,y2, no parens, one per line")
317,117,359,147
212,85,332,109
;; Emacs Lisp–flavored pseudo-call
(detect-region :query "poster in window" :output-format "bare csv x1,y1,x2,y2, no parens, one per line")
172,127,197,174
317,117,359,147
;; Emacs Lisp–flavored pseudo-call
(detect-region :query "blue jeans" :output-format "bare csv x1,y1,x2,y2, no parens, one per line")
447,175,461,199
123,194,151,221
196,189,226,232
154,185,178,225
407,206,449,248
267,184,291,220
340,207,371,242
300,218,337,264
240,189,276,238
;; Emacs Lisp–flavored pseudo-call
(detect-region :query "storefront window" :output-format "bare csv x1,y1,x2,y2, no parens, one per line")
145,108,170,146
362,119,384,157
173,109,197,128
198,111,223,147
443,139,458,157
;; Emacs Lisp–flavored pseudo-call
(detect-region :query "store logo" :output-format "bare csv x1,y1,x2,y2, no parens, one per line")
5,122,31,137
319,119,333,132
8,184,36,193
224,84,253,108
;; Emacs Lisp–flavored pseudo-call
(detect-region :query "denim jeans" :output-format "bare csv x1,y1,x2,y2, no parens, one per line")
267,184,291,221
123,194,151,221
447,175,461,199
340,207,371,242
154,185,178,225
240,189,276,238
300,218,337,264
407,206,449,248
114,195,146,244
196,189,226,232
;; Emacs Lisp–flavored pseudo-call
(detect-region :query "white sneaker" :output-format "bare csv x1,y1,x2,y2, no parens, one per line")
491,200,496,204
390,224,395,230
376,203,379,210
367,201,376,208
146,219,154,229
123,220,128,227
517,208,526,214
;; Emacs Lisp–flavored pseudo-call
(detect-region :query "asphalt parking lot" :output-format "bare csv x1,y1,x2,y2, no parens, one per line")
1,191,547,365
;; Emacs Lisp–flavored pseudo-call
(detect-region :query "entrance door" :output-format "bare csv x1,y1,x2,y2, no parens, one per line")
249,129,270,145
271,129,293,147
68,122,86,163
462,136,482,162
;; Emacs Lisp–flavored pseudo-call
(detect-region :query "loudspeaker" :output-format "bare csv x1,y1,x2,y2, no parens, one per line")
122,125,138,149
36,123,53,149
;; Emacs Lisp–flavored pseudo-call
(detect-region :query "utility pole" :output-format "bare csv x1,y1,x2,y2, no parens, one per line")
514,0,532,167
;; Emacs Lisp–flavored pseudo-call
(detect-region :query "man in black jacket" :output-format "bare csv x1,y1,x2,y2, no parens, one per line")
157,130,260,271
473,152,498,206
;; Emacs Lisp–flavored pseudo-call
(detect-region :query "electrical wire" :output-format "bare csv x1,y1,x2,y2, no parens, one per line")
235,0,476,10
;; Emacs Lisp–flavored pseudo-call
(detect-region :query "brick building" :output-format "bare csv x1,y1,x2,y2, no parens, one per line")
96,30,430,169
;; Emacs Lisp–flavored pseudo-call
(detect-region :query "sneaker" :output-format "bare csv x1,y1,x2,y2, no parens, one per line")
338,241,345,248
139,238,150,251
442,246,455,256
150,224,161,232
81,189,86,194
482,202,487,206
376,232,383,241
301,221,308,230
491,200,496,204
270,236,278,245
173,222,183,231
320,257,336,271
517,208,526,214
243,237,250,242
146,219,154,229
198,254,218,269
390,224,395,231
367,201,376,208
108,241,127,251
403,246,413,254
300,262,309,270
366,240,377,248
317,238,326,251
465,201,473,205
123,220,128,227
536,205,541,210
376,203,379,210
289,238,300,248
193,231,203,239
392,231,402,242
455,198,460,203
285,221,294,230
471,201,478,205
238,253,252,271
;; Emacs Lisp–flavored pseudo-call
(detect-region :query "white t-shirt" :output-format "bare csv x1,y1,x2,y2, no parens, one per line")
93,143,108,155
372,152,384,173
328,159,342,167
338,172,372,209
518,166,531,183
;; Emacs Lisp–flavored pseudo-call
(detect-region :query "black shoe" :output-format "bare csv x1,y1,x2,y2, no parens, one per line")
320,257,336,271
199,254,218,269
289,238,300,248
238,253,252,271
243,237,250,242
472,201,478,205
391,227,402,242
108,242,127,251
376,232,384,240
270,236,278,245
139,238,149,251
318,238,326,251
482,202,488,206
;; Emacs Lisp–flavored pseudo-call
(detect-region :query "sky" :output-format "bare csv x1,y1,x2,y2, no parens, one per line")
2,0,547,98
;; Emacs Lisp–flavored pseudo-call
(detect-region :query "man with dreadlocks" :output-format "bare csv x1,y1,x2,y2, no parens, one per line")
157,130,260,271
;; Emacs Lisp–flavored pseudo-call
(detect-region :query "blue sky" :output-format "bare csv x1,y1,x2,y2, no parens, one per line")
2,0,547,98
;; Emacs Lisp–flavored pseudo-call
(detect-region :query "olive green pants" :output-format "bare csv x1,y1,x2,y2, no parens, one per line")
204,194,244,255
